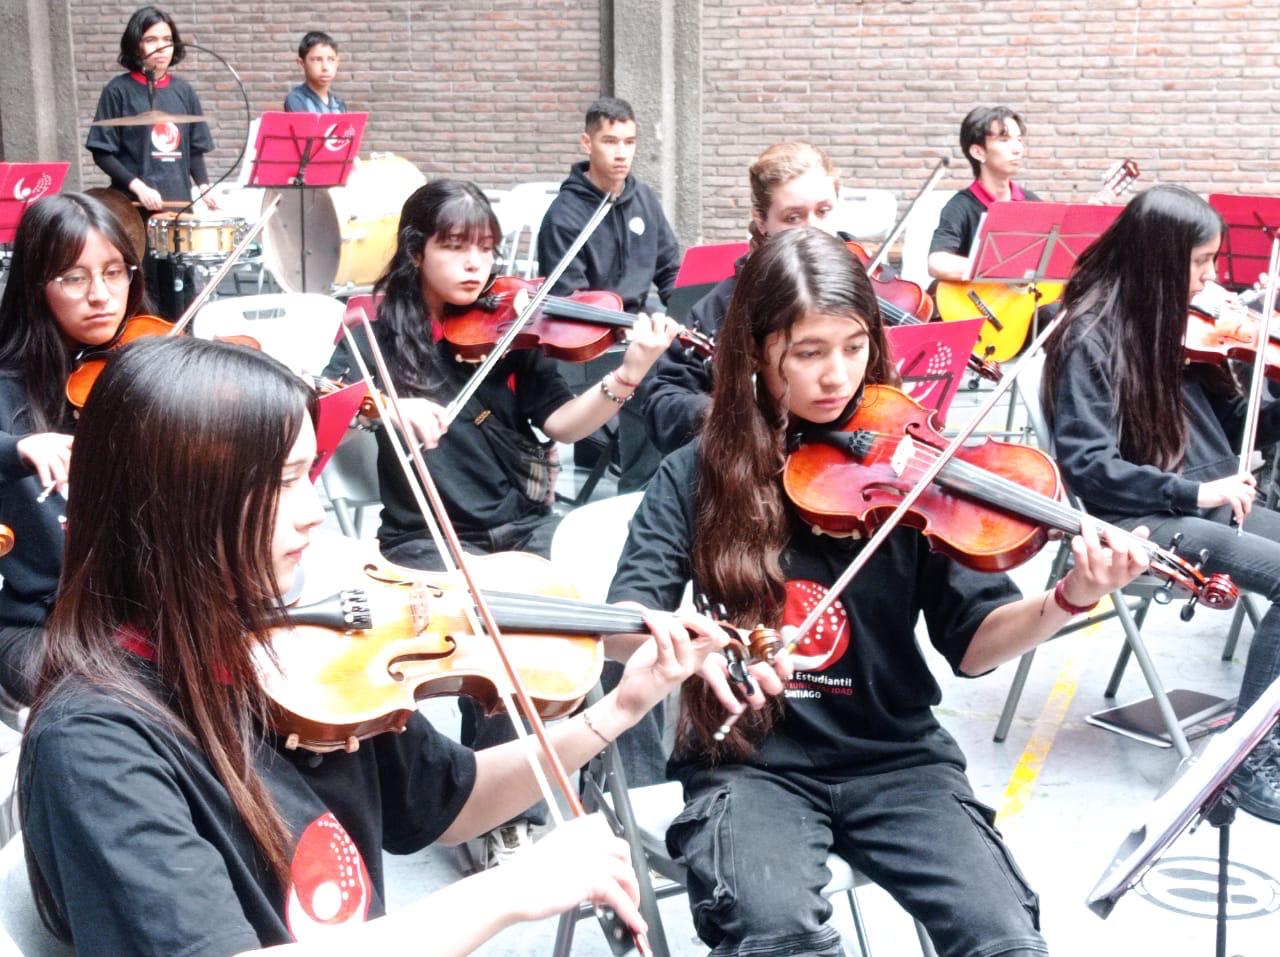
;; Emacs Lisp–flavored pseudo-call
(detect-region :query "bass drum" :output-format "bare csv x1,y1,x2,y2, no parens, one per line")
262,153,426,294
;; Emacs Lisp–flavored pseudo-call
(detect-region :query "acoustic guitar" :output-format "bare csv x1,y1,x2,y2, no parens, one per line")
935,159,1141,364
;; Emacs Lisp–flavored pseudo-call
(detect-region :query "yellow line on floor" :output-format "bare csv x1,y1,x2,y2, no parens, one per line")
996,618,1108,826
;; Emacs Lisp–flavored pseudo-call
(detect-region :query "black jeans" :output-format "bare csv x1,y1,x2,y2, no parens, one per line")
1112,505,1280,715
667,762,1047,957
382,510,563,827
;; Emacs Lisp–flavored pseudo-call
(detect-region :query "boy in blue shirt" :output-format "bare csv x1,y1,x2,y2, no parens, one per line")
284,31,348,113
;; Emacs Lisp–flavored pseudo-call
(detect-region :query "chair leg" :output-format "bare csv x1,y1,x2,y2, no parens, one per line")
845,887,873,957
1103,640,1132,699
551,908,577,957
994,648,1037,742
1111,594,1192,759
1222,602,1248,661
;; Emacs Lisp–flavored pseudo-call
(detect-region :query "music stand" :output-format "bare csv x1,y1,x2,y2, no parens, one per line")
311,382,370,482
1207,194,1280,291
0,162,70,243
248,111,367,293
886,318,982,423
668,241,748,322
1088,674,1280,957
968,200,1122,285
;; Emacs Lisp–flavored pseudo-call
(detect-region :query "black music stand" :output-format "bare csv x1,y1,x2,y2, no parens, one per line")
1088,674,1280,957
248,111,367,293
1208,194,1280,292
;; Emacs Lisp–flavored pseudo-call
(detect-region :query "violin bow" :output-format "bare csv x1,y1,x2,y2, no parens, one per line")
1234,237,1280,534
865,156,949,276
339,317,652,955
441,191,616,429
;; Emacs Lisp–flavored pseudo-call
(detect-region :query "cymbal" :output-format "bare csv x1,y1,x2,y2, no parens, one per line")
91,109,206,128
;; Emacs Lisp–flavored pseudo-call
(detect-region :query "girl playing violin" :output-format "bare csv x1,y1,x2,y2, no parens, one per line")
609,228,1149,957
323,177,680,863
1043,183,1280,825
18,335,732,955
643,140,841,454
0,192,145,706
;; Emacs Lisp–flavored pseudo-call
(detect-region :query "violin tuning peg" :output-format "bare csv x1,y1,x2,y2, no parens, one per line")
694,592,711,614
1181,596,1199,622
714,602,729,621
1168,532,1184,555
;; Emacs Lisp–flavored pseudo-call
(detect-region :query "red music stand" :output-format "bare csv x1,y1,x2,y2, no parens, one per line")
248,112,367,292
669,241,749,322
886,318,983,424
0,162,70,243
310,382,370,482
969,200,1123,284
1208,193,1280,290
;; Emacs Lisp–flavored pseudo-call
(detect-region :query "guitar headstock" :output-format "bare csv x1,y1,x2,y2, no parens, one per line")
1095,159,1141,204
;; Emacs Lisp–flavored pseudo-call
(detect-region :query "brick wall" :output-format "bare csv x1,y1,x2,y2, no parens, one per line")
67,0,602,191
701,0,1280,242
64,1,1280,245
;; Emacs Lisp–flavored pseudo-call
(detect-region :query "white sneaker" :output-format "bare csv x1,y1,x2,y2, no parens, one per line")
480,820,533,869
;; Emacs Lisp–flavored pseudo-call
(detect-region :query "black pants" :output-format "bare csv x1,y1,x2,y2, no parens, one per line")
382,510,563,827
667,761,1046,957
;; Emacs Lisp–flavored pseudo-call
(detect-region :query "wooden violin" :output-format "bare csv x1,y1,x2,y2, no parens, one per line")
258,549,780,753
65,313,260,408
782,384,1239,613
441,275,714,364
1185,279,1280,381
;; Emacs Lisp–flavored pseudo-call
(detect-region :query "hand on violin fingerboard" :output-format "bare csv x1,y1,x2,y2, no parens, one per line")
698,630,794,715
618,312,682,381
17,432,73,499
1062,519,1152,609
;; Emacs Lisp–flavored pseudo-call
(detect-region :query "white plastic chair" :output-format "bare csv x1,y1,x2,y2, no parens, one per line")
193,293,345,377
0,835,74,957
830,188,898,243
491,180,561,278
549,492,644,603
899,189,957,289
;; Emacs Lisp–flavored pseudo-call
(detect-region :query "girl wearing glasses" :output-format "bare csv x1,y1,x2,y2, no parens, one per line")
0,191,145,706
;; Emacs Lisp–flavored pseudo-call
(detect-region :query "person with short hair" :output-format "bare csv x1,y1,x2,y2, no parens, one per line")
928,105,1038,283
86,5,217,214
537,96,682,492
284,31,348,113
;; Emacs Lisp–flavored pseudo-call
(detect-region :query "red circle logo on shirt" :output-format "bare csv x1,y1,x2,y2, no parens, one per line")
151,122,181,153
784,579,851,672
285,812,372,939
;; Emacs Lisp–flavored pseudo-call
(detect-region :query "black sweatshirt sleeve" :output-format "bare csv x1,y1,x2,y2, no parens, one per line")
189,152,209,186
653,212,681,305
1050,331,1201,515
90,149,136,188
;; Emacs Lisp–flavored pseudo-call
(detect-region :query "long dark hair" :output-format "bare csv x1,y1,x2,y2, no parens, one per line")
118,5,186,72
1042,184,1223,470
373,179,501,397
0,192,145,432
22,337,316,937
683,228,898,761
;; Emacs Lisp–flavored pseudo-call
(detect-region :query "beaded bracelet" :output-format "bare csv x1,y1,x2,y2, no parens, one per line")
600,376,633,405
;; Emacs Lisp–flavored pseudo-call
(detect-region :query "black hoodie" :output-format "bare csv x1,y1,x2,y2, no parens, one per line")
537,161,681,314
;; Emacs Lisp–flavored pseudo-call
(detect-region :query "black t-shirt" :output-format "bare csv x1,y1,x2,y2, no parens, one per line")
607,442,1019,779
929,185,1042,260
0,371,69,627
20,671,476,955
86,73,214,202
325,326,575,556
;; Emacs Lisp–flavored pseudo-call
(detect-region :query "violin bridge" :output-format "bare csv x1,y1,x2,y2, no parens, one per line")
409,583,432,634
890,435,916,477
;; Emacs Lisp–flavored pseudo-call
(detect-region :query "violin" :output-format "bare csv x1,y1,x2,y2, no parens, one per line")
782,384,1239,614
258,549,779,753
845,241,1002,383
0,524,13,557
65,313,261,408
1186,280,1280,381
441,275,714,364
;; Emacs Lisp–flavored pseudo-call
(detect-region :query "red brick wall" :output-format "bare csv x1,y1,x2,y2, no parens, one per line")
700,0,1280,242
67,1,602,190
65,1,1280,245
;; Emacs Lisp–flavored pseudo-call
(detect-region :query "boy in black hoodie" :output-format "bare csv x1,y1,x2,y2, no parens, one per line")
537,97,681,492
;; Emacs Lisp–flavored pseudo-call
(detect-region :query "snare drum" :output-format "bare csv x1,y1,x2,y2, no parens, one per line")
262,153,426,293
147,213,247,262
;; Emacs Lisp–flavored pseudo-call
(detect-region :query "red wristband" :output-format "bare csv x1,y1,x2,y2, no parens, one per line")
1053,577,1099,615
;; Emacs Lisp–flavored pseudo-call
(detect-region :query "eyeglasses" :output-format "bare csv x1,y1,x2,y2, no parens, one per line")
48,263,137,300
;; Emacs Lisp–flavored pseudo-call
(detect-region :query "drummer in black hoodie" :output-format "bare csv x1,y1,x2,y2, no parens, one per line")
537,97,681,492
